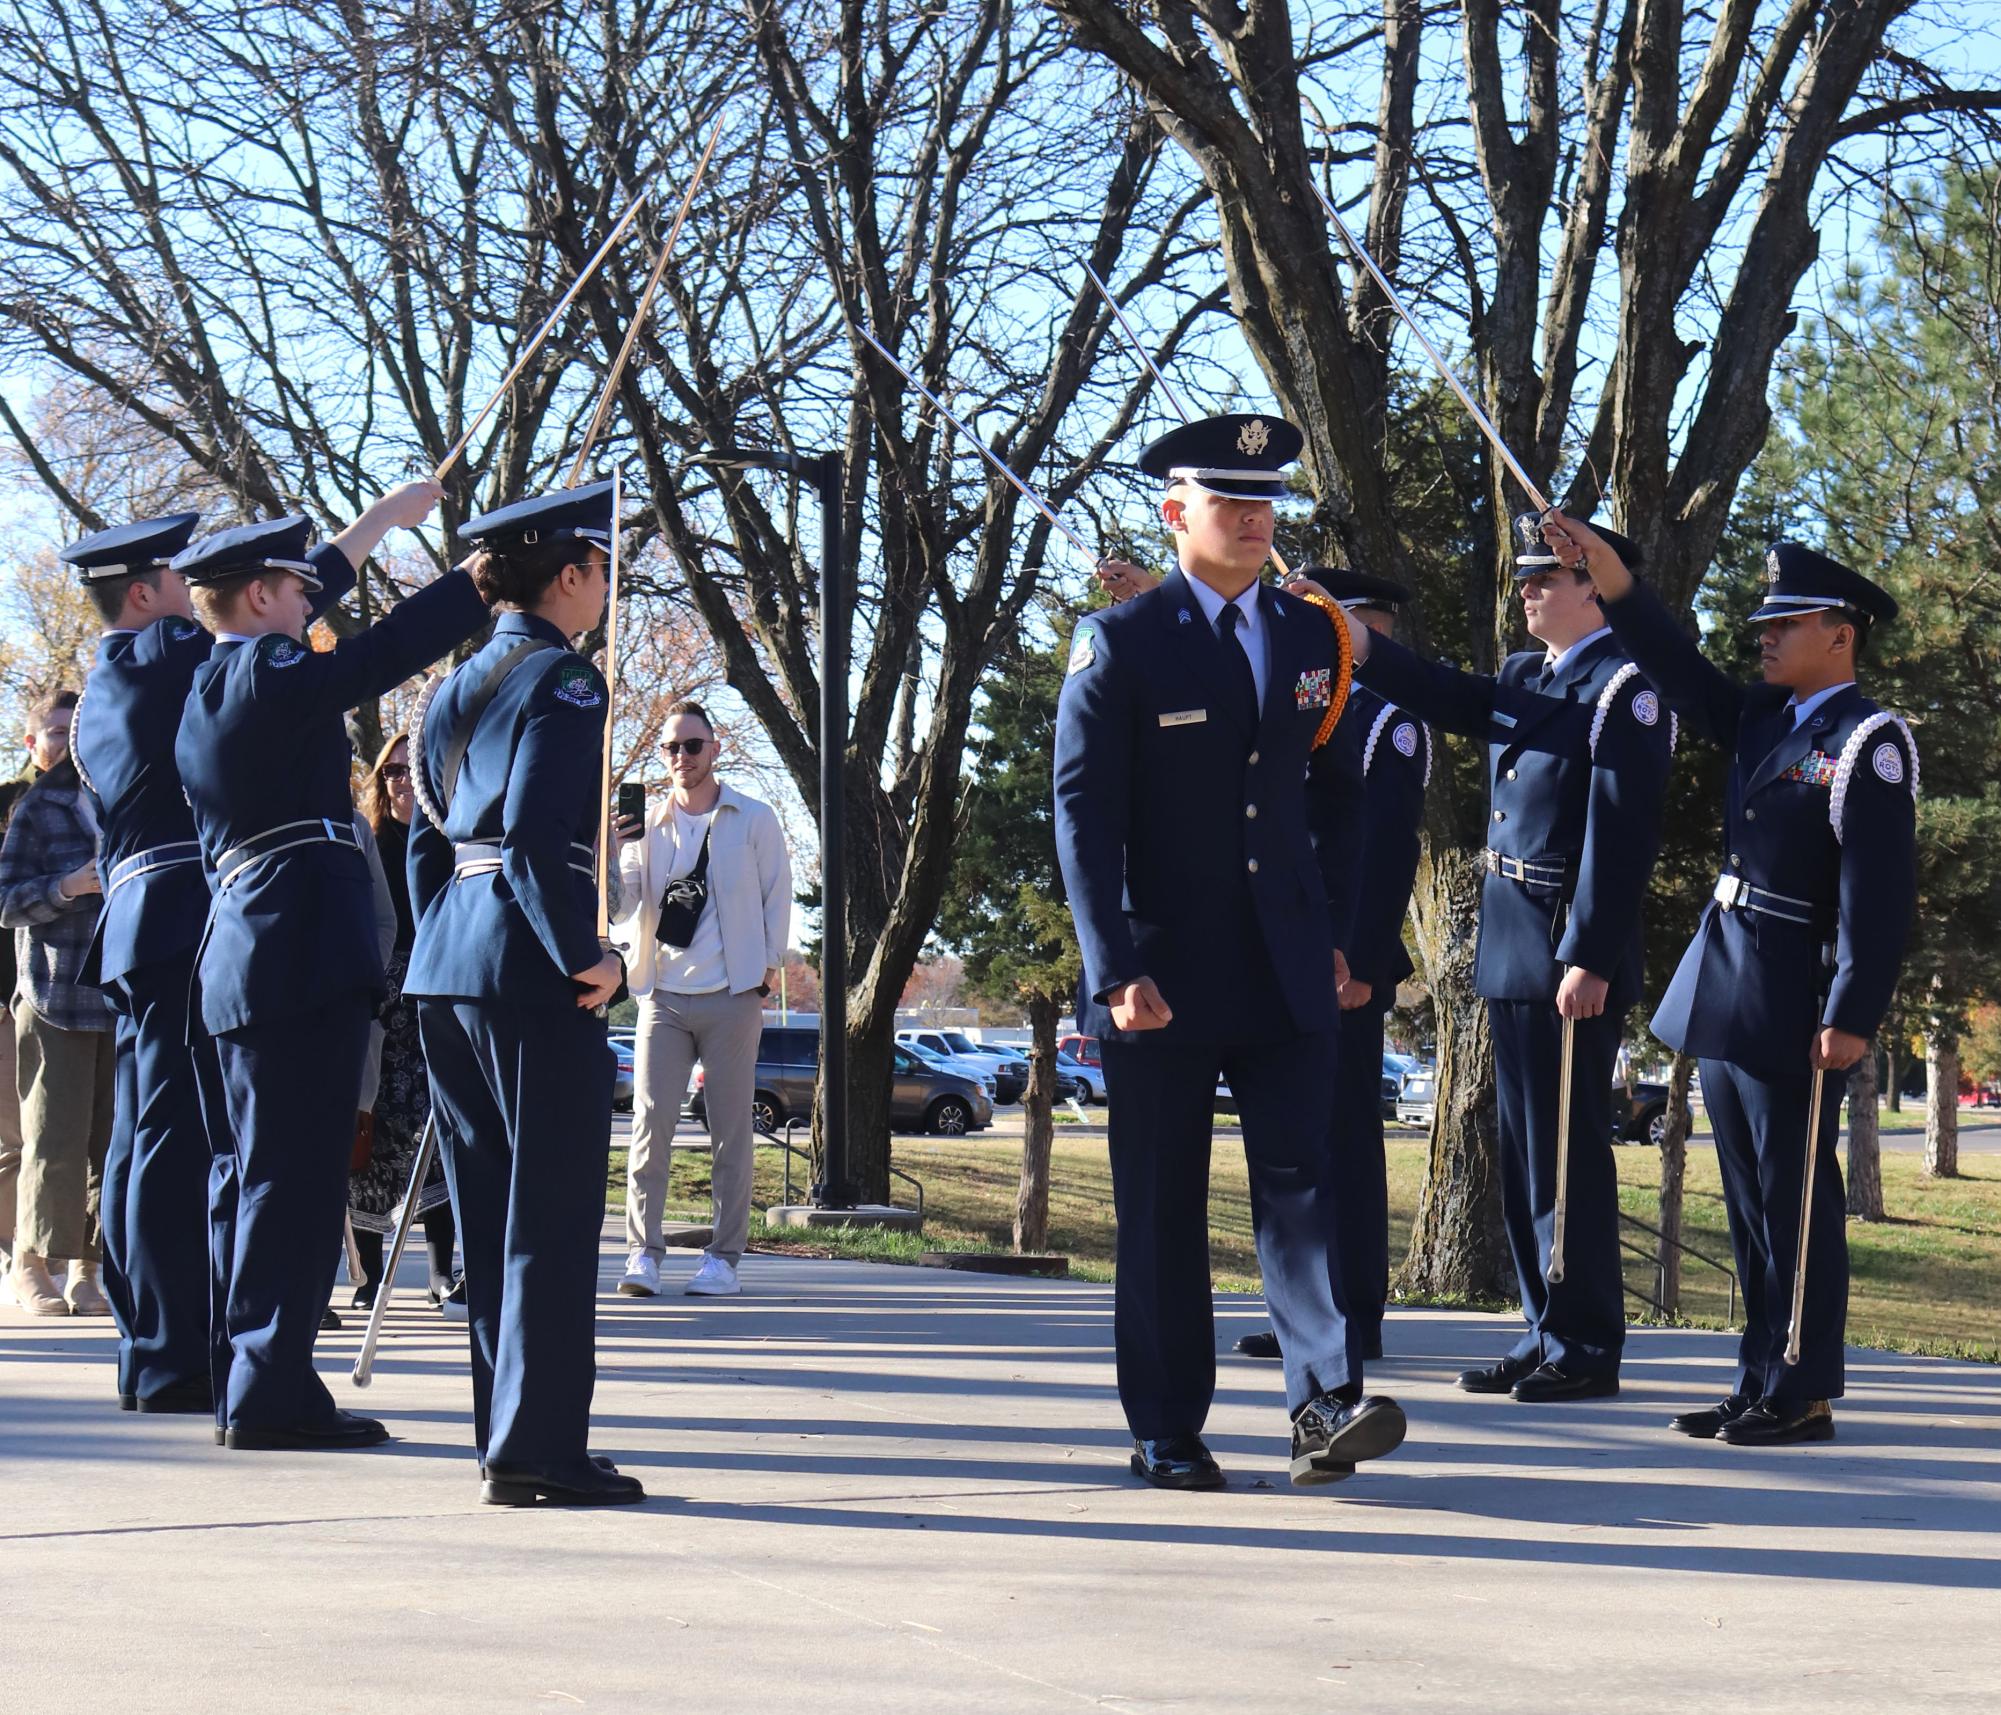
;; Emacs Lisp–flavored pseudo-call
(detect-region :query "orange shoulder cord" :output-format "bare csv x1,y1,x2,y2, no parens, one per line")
1292,591,1355,750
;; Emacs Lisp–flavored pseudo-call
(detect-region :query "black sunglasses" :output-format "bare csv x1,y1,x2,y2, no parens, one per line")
661,738,708,758
380,762,411,780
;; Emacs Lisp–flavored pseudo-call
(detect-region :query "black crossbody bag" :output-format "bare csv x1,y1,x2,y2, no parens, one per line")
655,824,713,949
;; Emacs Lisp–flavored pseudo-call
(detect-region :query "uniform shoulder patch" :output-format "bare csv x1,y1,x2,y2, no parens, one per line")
1068,627,1096,676
1392,721,1419,757
167,617,203,642
1630,689,1660,727
552,660,605,708
257,634,308,668
1871,740,1905,785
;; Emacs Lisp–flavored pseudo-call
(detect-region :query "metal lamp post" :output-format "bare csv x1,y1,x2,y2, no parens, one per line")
703,447,853,1208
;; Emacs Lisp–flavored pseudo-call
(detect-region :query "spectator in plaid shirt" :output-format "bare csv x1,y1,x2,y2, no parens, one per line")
0,690,115,1316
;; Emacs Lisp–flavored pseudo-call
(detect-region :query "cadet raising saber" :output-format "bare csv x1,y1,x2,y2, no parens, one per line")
174,484,492,1452
1546,517,1915,1446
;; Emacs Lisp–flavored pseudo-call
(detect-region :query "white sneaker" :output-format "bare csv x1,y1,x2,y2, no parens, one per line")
683,1255,740,1297
618,1250,660,1297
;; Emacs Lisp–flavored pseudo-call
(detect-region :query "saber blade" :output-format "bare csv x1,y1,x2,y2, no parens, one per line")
1547,1012,1575,1285
1783,1063,1829,1366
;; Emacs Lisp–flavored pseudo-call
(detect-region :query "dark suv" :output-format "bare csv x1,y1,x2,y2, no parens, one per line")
687,1025,994,1136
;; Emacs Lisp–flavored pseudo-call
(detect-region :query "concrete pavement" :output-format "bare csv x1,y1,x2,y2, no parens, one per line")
3,1232,1998,1712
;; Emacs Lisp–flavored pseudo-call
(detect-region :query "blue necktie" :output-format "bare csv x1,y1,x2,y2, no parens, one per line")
1218,603,1259,730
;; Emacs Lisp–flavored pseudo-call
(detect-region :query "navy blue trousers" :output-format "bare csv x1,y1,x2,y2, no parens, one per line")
1101,1029,1350,1437
1489,1000,1626,1376
1700,1057,1848,1402
1330,1002,1391,1363
100,955,212,1402
196,999,370,1429
418,999,613,1467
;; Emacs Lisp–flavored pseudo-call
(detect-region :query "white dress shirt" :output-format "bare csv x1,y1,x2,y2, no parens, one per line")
1788,680,1855,729
1543,623,1611,675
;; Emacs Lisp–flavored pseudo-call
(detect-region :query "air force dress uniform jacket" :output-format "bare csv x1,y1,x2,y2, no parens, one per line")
1054,567,1364,1437
1356,626,1673,1377
175,536,489,1435
406,569,618,1475
1602,575,1916,1402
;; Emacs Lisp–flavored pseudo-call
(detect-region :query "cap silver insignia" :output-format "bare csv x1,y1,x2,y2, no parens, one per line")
1237,419,1270,457
1765,547,1781,584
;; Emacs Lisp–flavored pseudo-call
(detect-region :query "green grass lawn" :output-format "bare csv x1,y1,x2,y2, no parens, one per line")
613,1130,2001,1362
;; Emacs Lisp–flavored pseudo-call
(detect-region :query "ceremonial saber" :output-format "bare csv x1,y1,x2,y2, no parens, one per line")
596,464,625,942
433,185,653,482
1303,176,1551,514
352,1112,440,1388
1546,1015,1576,1285
569,112,729,485
1783,1063,1829,1366
1081,261,1296,582
855,326,1095,561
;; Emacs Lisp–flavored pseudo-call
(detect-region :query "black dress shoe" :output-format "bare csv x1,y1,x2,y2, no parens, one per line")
1130,1435,1225,1491
319,1306,343,1331
1290,1393,1406,1485
224,1410,390,1451
483,1457,645,1507
1510,1363,1619,1403
1234,1328,1282,1359
1456,1352,1539,1394
136,1377,215,1415
1669,1394,1754,1439
350,1279,380,1312
119,1392,137,1412
481,1454,618,1481
1717,1398,1835,1446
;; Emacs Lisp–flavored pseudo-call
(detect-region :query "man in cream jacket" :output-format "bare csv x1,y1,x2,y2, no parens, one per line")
612,702,792,1297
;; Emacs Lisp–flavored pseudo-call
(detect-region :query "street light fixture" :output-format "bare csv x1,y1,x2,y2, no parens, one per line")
698,447,853,1209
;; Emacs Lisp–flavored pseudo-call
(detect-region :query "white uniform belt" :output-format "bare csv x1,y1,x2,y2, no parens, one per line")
106,840,204,897
216,818,359,888
452,840,596,881
1484,849,1571,885
1712,873,1821,924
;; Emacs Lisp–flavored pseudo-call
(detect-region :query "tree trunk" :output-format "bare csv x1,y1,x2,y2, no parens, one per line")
1656,1053,1695,1317
1884,1038,1901,1113
1846,1044,1884,1220
1925,1029,1961,1179
1016,993,1059,1254
1397,851,1511,1299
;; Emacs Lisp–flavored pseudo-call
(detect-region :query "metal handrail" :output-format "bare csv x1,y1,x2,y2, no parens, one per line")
759,1118,925,1221
1618,1210,1739,1325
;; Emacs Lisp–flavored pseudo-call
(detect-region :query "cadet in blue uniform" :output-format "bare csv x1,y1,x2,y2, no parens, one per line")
1548,518,1914,1445
174,485,489,1450
403,483,638,1507
1346,517,1673,1402
64,512,213,1414
1055,414,1405,1491
1233,569,1429,1367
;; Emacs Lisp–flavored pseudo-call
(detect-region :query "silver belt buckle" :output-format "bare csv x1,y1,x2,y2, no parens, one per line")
1713,874,1747,910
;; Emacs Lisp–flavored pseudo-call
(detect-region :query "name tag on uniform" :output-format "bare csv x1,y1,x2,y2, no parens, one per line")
1159,709,1208,728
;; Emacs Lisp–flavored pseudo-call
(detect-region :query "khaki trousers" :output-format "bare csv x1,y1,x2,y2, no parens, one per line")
13,995,115,1263
0,1018,19,1253
624,987,765,1267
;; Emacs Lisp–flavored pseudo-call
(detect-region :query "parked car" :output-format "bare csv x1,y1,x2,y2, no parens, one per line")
1058,1032,1101,1067
1055,1049,1107,1105
609,1030,635,1113
896,1028,1026,1103
1395,1065,1436,1128
899,1036,1001,1101
1614,1080,1672,1147
687,1024,993,1136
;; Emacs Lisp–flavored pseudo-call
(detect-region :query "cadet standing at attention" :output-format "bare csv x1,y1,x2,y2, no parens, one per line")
64,512,213,1415
1055,414,1405,1492
1237,569,1430,1367
404,483,637,1508
1545,516,1914,1445
174,482,490,1451
1342,517,1672,1403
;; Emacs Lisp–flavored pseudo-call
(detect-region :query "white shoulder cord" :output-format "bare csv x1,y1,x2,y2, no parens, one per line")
407,670,450,835
1830,711,1919,844
69,682,97,798
1589,661,1678,759
1362,702,1432,786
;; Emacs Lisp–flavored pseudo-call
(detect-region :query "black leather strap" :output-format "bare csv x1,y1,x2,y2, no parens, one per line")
435,639,556,813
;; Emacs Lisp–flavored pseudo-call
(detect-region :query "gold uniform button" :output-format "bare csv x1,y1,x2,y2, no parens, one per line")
1247,858,1259,874
1745,808,1757,821
1247,751,1260,766
1493,810,1506,823
1731,854,1743,868
1245,804,1258,819
1505,769,1518,781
